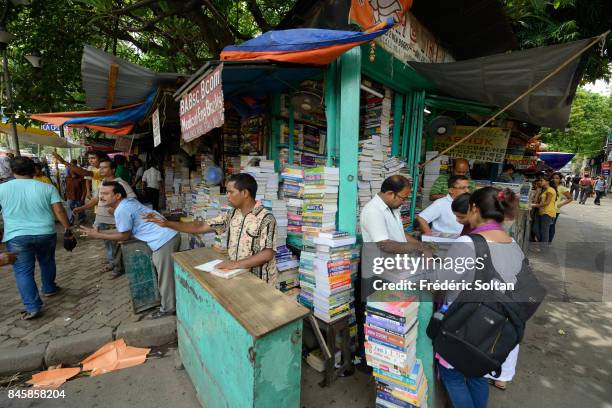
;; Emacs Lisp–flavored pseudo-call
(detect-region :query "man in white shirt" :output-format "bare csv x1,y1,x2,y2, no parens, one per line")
142,161,162,211
417,175,469,236
360,175,427,253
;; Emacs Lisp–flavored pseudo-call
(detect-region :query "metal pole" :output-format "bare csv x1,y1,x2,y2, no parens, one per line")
2,49,20,156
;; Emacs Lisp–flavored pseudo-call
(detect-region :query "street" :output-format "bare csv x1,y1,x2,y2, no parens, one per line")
1,196,611,408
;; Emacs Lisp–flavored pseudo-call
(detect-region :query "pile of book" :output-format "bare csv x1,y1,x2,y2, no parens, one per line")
240,115,263,154
365,294,428,408
275,245,300,296
281,165,304,247
310,232,356,322
262,197,287,247
297,249,315,309
302,166,339,231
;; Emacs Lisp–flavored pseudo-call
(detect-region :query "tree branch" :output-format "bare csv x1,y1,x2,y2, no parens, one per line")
112,0,159,15
245,0,271,32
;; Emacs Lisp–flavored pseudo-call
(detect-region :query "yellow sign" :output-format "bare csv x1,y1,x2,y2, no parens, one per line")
433,126,510,163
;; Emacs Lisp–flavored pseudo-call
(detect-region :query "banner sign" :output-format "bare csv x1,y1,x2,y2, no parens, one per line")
506,157,538,170
152,108,161,147
114,134,134,153
42,123,61,132
433,126,511,163
349,1,453,63
179,64,224,143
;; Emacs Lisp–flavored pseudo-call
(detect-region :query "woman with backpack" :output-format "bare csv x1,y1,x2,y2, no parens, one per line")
433,187,524,408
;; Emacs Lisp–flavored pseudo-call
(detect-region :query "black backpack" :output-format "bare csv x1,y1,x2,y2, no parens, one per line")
426,234,546,378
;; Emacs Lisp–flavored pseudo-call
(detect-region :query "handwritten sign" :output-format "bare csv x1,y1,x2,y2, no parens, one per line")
114,134,134,153
152,108,161,147
179,64,224,143
433,126,510,163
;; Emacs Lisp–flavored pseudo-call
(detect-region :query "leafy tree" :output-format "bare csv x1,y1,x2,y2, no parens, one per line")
502,0,612,83
540,88,612,155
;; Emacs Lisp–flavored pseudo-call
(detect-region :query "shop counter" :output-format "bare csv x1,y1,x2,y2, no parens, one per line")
173,248,310,408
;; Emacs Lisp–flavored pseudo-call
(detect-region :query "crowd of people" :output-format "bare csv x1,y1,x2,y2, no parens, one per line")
0,151,279,321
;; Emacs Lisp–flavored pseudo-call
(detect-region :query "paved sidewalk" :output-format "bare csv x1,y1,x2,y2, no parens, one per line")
0,236,138,350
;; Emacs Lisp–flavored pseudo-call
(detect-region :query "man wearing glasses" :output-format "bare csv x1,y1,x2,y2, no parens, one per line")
360,175,426,253
417,175,469,236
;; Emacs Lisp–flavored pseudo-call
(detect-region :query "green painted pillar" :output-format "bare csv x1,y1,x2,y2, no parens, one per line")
337,48,361,236
391,93,403,157
409,91,425,222
270,93,281,171
288,95,295,165
415,291,434,408
325,61,339,166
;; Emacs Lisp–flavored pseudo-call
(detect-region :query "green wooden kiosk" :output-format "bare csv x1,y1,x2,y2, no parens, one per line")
173,248,310,408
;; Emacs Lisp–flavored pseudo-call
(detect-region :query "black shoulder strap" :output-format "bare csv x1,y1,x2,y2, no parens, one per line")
468,234,503,282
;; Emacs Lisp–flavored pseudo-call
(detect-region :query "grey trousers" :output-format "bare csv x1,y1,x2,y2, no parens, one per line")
151,233,181,313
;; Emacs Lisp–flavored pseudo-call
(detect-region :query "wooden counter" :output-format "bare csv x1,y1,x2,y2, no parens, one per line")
173,247,310,408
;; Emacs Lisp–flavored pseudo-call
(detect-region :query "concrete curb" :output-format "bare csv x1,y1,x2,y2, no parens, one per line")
0,317,177,376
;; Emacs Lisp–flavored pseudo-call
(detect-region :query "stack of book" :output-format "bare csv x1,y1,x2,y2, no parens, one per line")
240,115,263,154
281,165,305,247
302,167,339,231
275,245,300,294
365,295,428,408
262,197,287,247
311,232,356,323
212,204,233,254
298,249,316,309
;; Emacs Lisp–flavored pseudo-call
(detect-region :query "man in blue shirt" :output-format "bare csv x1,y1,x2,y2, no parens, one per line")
79,181,180,319
0,157,72,319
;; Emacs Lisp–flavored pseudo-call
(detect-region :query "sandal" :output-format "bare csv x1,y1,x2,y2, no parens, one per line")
488,379,507,390
20,310,42,320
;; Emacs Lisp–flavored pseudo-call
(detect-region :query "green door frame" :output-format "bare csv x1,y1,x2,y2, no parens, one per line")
337,48,361,236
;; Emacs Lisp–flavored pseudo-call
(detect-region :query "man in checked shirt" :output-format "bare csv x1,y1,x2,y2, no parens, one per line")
144,173,278,286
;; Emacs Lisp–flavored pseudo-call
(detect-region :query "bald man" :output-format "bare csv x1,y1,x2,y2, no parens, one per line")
429,158,476,201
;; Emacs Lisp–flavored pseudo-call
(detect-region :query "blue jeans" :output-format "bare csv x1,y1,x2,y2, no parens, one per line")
533,213,554,243
68,199,85,224
6,234,58,313
439,364,489,408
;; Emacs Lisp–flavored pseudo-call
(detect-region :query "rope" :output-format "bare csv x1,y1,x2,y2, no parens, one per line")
420,31,610,169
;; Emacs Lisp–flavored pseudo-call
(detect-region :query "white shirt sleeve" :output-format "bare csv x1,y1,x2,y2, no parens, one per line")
418,200,441,223
360,206,390,242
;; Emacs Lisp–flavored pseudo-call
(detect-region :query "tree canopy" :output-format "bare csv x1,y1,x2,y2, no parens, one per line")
540,88,612,156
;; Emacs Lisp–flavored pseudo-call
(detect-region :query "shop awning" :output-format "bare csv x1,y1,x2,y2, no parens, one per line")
30,91,157,135
81,45,184,109
538,152,576,170
220,19,393,65
408,38,592,129
174,61,324,100
0,123,82,148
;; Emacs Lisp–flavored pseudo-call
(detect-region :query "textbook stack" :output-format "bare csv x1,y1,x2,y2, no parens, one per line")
302,166,339,232
245,160,276,201
275,245,300,294
311,232,357,323
365,295,428,408
262,197,287,247
297,249,316,309
211,204,233,254
281,165,305,248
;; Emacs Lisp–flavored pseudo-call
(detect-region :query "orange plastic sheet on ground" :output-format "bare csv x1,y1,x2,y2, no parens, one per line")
27,367,81,389
81,338,150,377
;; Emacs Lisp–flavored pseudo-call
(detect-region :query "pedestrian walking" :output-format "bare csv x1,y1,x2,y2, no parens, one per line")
79,181,180,319
531,175,557,243
570,173,581,200
0,157,73,319
549,172,573,243
578,174,593,204
593,175,606,205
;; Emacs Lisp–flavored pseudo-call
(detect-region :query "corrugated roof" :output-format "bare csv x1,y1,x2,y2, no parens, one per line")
81,45,184,109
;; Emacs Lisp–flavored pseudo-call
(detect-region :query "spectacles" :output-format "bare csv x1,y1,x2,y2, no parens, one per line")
395,193,410,201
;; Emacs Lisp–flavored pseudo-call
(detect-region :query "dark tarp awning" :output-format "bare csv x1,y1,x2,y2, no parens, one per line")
82,45,185,109
174,61,324,100
408,38,592,129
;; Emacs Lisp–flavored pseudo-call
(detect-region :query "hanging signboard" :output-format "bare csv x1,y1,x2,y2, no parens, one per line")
348,1,453,63
114,134,134,153
433,126,511,163
152,108,161,147
602,162,611,176
179,64,224,143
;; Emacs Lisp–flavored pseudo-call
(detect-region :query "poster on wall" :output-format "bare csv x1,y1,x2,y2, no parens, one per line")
114,134,134,154
433,126,511,163
179,64,224,143
348,1,453,63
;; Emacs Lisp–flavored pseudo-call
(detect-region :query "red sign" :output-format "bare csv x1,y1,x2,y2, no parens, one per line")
602,162,611,170
179,64,224,142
